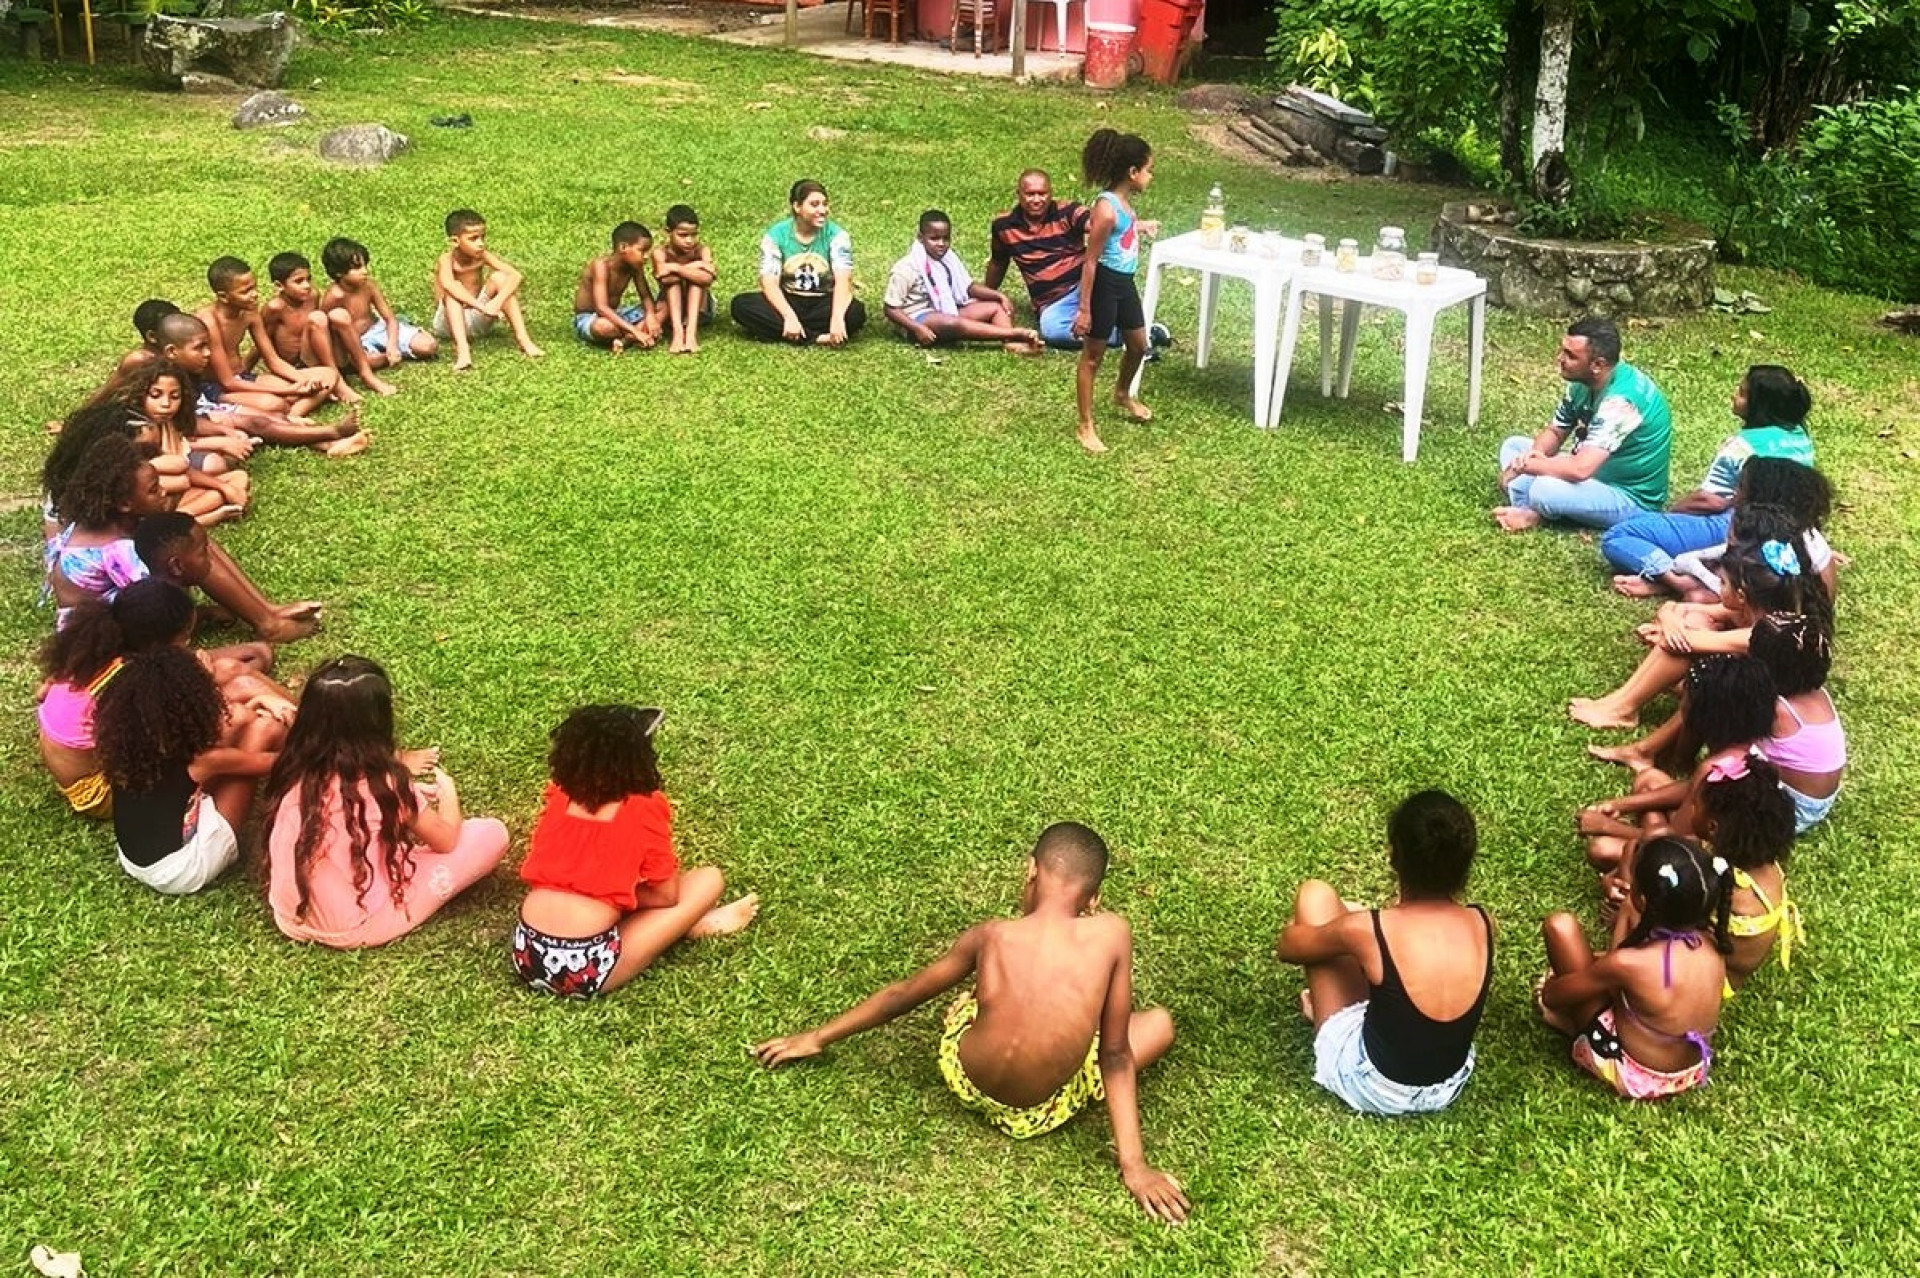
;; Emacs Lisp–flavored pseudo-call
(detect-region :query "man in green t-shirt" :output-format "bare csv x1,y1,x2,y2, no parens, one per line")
1494,317,1673,532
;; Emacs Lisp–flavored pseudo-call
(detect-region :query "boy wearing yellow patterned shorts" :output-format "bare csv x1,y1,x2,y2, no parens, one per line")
755,822,1188,1222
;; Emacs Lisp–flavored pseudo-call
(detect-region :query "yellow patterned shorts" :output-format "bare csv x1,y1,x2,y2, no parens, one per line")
59,771,112,819
938,992,1103,1139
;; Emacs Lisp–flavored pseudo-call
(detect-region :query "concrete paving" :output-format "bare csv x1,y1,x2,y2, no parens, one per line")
713,2,1085,82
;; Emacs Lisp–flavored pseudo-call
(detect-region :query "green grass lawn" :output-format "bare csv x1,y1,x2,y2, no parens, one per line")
4,18,1920,1275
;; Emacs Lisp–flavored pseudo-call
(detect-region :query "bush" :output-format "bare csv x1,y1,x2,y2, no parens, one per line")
286,0,431,34
1720,91,1920,300
1267,0,1506,142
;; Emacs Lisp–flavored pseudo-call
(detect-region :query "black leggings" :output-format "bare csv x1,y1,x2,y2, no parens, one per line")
730,290,868,342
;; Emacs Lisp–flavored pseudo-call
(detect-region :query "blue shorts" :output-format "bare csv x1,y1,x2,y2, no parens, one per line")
1783,781,1838,834
361,316,426,358
1311,1000,1474,1116
574,305,648,343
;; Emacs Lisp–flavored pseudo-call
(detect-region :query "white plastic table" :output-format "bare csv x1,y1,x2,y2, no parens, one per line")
1128,230,1302,428
1268,260,1487,462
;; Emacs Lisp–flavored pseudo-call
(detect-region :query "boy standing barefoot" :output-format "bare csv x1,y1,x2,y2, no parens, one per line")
756,822,1188,1223
319,236,438,394
573,221,659,353
433,207,543,370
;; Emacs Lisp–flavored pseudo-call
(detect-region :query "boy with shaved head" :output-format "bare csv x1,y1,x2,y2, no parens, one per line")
755,821,1188,1223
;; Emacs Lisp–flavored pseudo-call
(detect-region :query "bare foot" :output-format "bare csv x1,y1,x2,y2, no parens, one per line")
1610,574,1663,598
689,892,760,939
1577,805,1624,837
335,384,364,406
276,601,324,622
452,353,473,372
1115,395,1154,422
1492,505,1542,532
1076,423,1108,454
1569,697,1638,730
323,431,370,458
332,406,362,435
687,336,701,354
520,343,546,359
609,338,626,356
365,375,399,397
210,504,246,525
1587,742,1652,771
399,746,441,775
254,613,321,644
1298,989,1315,1022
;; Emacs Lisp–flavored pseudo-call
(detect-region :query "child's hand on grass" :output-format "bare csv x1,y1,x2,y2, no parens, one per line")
1122,1164,1188,1223
399,747,441,775
753,1031,823,1066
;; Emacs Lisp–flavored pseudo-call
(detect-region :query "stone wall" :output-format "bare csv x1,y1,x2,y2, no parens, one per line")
1432,203,1715,317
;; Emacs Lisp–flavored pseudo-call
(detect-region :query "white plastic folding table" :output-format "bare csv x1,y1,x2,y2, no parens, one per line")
1128,231,1303,429
1267,262,1487,462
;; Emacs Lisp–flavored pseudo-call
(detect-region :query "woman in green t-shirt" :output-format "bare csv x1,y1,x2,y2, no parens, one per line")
730,179,866,346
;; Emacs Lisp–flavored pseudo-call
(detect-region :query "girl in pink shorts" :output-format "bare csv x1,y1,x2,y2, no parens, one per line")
264,655,507,948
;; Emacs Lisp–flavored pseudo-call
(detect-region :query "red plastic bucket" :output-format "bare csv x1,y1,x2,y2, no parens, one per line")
1083,21,1134,90
1136,0,1199,83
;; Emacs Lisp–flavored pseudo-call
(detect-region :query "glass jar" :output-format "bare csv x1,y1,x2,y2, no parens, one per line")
1372,225,1407,280
1335,238,1359,272
1301,233,1325,268
1228,225,1250,253
1416,251,1440,285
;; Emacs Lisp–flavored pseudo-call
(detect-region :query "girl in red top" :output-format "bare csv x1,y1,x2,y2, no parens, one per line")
513,705,758,998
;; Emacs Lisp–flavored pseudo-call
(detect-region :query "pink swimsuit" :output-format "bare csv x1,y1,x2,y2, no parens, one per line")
1759,693,1846,774
37,659,125,750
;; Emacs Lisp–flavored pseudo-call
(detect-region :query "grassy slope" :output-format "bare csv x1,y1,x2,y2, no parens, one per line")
2,19,1919,1275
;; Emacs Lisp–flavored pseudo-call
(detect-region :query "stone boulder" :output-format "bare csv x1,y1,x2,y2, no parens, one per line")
142,13,297,90
318,124,410,166
233,90,305,128
1432,202,1715,316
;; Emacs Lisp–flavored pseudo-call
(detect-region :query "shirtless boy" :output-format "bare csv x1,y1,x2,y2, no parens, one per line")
573,221,659,354
114,299,183,378
197,256,347,419
156,313,367,457
319,236,438,395
260,252,325,370
651,205,717,354
434,207,542,370
755,822,1189,1223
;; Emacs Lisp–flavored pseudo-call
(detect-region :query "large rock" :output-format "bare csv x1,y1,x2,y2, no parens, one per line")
1432,201,1715,316
233,89,305,128
318,124,410,166
142,13,297,90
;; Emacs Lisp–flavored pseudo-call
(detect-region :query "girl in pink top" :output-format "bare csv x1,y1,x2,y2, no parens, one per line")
265,655,507,949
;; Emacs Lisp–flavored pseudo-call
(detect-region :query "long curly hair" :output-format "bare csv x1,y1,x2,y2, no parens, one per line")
547,704,664,808
263,655,420,921
106,358,199,435
1082,128,1152,190
93,646,225,792
55,434,148,529
43,402,138,507
1698,757,1795,871
38,578,195,685
1683,654,1777,753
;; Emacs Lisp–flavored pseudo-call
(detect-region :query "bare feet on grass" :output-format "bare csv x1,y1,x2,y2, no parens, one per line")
1610,574,1664,598
689,892,760,939
1076,422,1108,454
365,375,399,397
1492,505,1542,532
452,354,474,372
255,609,321,644
1568,696,1638,730
519,341,546,359
1003,329,1044,356
1587,741,1652,771
323,431,371,458
1115,394,1153,422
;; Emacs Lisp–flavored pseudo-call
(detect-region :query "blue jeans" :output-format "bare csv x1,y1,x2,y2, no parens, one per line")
1499,436,1646,530
1037,284,1121,350
1599,509,1733,577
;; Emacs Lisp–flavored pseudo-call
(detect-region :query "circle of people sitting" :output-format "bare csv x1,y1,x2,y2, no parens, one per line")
32,124,1842,1225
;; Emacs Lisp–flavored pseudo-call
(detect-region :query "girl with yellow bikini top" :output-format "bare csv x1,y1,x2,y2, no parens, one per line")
1697,752,1803,992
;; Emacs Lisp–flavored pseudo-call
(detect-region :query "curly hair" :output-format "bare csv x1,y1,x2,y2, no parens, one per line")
1750,610,1833,696
1387,789,1477,899
55,434,147,528
38,578,195,685
1719,521,1833,630
262,655,420,922
1622,836,1732,956
1698,757,1795,871
1683,654,1777,752
106,358,199,434
93,646,225,792
43,402,138,507
547,704,664,809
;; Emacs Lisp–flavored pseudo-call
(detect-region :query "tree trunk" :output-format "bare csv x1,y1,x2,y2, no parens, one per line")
1530,0,1574,198
1498,3,1535,189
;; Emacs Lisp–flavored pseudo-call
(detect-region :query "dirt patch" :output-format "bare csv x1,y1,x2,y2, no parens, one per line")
0,120,100,150
449,0,781,35
1189,119,1339,182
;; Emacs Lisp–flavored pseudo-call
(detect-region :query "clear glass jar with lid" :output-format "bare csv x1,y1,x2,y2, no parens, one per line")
1371,226,1407,279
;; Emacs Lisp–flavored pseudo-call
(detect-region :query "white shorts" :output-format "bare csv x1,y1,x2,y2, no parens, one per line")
117,793,239,895
431,288,500,339
1311,1000,1474,1116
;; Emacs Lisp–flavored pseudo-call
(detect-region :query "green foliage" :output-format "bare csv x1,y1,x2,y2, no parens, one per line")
1266,0,1505,141
286,0,431,34
1511,178,1659,241
1717,90,1920,300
